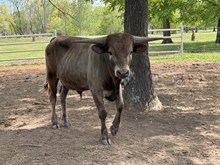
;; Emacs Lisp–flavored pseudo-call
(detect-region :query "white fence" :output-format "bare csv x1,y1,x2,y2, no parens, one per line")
0,33,55,39
0,32,56,60
148,27,184,56
0,29,183,62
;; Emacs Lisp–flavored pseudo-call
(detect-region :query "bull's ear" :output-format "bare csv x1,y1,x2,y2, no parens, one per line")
92,44,107,54
133,44,147,53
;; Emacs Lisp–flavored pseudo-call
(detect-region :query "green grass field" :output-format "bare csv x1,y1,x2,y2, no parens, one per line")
0,37,51,61
0,30,219,63
149,30,220,61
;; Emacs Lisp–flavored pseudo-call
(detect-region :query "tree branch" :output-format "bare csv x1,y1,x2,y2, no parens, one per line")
48,0,78,22
205,0,218,7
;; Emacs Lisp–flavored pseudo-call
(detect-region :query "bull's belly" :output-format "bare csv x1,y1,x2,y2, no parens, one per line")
58,69,89,91
60,80,89,91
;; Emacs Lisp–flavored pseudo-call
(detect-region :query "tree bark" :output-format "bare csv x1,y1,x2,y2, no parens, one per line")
42,0,48,33
12,0,24,34
124,0,162,111
213,26,216,32
215,18,220,44
162,18,173,44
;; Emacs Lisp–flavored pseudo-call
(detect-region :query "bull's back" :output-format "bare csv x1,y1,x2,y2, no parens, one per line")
46,36,91,91
46,36,87,70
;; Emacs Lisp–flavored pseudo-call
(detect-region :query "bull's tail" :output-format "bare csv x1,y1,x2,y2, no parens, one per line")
42,82,50,94
50,37,56,43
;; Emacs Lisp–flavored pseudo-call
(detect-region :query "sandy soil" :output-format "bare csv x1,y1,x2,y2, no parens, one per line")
0,61,219,165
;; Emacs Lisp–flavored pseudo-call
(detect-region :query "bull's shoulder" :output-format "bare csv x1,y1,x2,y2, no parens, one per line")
46,36,71,56
55,36,79,49
49,36,86,49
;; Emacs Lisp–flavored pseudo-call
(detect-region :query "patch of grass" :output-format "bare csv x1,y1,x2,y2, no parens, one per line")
150,52,220,61
0,31,219,63
149,30,220,61
0,37,51,61
0,36,52,43
0,51,45,61
184,41,219,53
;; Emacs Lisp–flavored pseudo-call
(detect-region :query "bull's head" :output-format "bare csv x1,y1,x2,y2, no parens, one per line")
74,33,162,79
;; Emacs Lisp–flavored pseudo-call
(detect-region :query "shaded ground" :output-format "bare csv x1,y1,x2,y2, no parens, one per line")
0,61,219,165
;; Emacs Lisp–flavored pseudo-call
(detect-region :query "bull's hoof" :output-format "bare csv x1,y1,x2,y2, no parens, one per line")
52,124,60,129
110,125,119,136
101,138,111,145
101,129,111,145
64,122,72,128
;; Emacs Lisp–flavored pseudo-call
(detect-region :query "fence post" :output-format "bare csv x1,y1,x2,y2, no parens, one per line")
32,33,35,42
180,26,184,56
54,30,57,37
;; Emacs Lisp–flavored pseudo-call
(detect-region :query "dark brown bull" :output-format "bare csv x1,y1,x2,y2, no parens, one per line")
44,33,162,145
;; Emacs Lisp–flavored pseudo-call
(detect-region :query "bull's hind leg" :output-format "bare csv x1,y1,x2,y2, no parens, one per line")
91,90,111,145
111,85,124,136
60,85,72,127
48,75,59,128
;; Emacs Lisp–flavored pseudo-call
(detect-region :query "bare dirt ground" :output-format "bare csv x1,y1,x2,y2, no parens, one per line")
0,61,219,165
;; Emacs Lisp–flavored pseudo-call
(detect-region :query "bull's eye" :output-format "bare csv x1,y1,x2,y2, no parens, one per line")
108,51,112,55
130,51,133,54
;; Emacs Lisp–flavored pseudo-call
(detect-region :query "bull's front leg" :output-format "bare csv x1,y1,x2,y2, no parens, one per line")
110,84,124,136
91,89,111,145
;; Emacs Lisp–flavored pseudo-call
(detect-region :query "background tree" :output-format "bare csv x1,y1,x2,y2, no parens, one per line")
178,0,220,43
216,18,220,43
0,3,14,35
1,0,219,43
10,0,28,34
27,0,49,34
149,0,182,43
201,0,220,43
98,5,123,34
179,0,203,31
124,0,162,111
0,0,123,35
41,0,48,33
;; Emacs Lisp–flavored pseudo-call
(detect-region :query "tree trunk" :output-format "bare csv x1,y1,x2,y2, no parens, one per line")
191,30,195,41
216,18,220,44
77,0,83,35
195,27,198,33
124,0,162,111
213,26,216,32
42,0,48,33
162,18,173,44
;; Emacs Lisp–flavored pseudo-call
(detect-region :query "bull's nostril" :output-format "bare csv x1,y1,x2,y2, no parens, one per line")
124,70,129,76
116,70,121,76
116,69,129,78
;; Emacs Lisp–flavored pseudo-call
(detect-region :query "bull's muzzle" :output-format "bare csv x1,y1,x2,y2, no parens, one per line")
116,68,130,79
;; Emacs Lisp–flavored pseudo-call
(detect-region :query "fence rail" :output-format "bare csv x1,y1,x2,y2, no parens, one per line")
0,33,54,38
0,32,57,62
0,49,45,54
0,41,49,46
0,29,183,63
0,57,44,62
148,27,184,56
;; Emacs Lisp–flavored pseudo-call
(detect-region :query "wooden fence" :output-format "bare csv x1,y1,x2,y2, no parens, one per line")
0,28,183,62
148,27,184,56
0,31,56,62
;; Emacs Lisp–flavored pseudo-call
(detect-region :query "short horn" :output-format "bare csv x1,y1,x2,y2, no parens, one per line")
133,36,163,44
73,36,107,45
